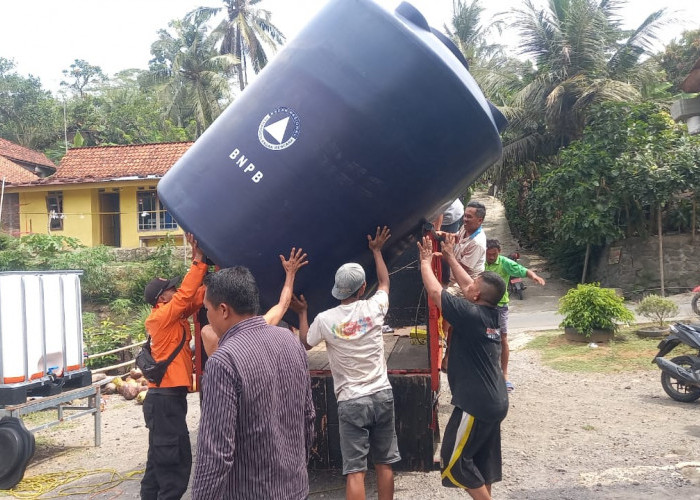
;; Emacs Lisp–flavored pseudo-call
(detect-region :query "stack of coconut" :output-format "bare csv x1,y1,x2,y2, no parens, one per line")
102,368,149,404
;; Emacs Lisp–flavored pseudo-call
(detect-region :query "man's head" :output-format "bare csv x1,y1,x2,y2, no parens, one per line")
463,271,506,306
203,266,260,336
332,263,366,301
463,201,485,234
144,276,180,306
485,238,501,265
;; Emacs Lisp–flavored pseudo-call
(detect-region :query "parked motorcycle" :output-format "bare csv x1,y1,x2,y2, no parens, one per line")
508,252,525,300
652,322,700,402
692,285,700,316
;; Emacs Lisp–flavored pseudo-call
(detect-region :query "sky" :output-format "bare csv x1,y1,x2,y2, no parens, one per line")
0,0,699,94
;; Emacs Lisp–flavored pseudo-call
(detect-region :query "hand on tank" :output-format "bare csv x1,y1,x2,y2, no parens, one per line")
441,233,456,260
186,233,205,262
416,235,437,263
368,226,391,252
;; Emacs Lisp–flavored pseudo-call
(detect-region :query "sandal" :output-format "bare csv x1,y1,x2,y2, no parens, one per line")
506,381,514,393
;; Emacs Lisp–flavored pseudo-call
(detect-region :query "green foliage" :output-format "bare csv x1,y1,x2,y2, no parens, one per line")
636,295,679,328
503,101,700,279
50,245,117,303
83,318,130,369
0,57,60,149
657,29,700,94
559,283,635,336
128,236,188,304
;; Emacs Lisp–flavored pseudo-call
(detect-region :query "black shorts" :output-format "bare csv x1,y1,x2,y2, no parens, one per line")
440,407,502,489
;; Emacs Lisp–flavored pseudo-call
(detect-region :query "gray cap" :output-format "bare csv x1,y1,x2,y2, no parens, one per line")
331,263,366,300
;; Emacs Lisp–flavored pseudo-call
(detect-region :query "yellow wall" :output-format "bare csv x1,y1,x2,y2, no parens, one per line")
13,181,184,248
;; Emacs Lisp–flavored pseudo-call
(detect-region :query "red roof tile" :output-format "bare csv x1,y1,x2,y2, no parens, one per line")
53,142,194,182
0,156,43,185
0,138,56,170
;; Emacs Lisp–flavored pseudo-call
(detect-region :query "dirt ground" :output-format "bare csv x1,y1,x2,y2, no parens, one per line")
6,339,699,500
4,194,700,499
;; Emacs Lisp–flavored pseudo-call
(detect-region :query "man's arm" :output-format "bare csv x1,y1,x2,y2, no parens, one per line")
441,233,474,295
264,248,308,325
526,269,546,286
368,226,391,294
417,235,443,310
191,357,238,499
152,234,207,326
290,294,313,350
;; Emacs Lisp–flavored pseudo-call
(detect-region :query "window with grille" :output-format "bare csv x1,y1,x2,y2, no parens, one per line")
137,190,177,231
46,191,64,231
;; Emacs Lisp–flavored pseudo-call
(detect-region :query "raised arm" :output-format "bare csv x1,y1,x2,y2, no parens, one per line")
368,226,391,294
526,269,546,286
441,233,474,294
290,294,312,350
417,235,443,310
264,248,308,326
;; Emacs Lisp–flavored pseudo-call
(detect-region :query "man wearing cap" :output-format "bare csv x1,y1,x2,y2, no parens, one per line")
141,233,206,500
295,226,400,500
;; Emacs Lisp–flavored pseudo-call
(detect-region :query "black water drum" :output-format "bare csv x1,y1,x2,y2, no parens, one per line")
157,0,506,322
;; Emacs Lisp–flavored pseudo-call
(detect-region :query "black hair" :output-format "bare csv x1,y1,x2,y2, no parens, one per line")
479,271,506,306
466,200,486,220
486,238,501,250
204,266,260,315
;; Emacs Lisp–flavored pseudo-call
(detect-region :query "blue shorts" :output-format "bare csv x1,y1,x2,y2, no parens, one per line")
337,389,401,474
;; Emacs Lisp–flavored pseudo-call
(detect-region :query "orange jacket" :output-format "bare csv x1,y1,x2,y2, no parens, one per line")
145,260,207,389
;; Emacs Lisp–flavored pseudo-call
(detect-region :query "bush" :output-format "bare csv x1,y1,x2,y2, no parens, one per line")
51,246,117,303
559,283,635,336
636,294,678,328
127,237,187,304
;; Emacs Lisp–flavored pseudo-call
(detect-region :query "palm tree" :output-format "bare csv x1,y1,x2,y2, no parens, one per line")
149,10,238,136
193,0,285,91
502,0,667,170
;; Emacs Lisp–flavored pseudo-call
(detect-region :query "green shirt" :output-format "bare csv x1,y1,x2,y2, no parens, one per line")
485,255,528,306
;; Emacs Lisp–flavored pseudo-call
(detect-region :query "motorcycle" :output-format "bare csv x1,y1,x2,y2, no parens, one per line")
652,322,700,402
508,252,525,300
692,285,700,316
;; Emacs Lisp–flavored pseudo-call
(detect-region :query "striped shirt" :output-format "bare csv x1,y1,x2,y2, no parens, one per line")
192,316,315,500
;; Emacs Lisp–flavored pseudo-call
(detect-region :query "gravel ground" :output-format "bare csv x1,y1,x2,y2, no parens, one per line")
9,343,699,500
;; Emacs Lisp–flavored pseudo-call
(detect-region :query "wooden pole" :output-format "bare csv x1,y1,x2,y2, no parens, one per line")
581,243,591,284
658,204,665,297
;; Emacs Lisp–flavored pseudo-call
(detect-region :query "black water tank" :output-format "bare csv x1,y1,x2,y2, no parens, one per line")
157,0,506,321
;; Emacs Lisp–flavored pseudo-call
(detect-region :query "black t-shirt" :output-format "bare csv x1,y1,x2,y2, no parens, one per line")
442,290,508,422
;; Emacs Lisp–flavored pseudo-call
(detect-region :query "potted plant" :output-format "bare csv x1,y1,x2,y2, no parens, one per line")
635,294,678,337
558,283,635,342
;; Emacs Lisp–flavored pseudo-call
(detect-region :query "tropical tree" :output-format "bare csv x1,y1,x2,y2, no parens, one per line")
60,59,107,98
657,28,700,94
149,10,238,136
0,58,60,149
193,0,285,91
498,0,668,185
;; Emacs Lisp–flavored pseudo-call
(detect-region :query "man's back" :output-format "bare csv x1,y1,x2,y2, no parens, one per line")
194,317,314,500
441,291,508,422
308,290,391,402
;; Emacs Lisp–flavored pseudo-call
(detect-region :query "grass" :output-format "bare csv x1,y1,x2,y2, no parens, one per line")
525,324,698,373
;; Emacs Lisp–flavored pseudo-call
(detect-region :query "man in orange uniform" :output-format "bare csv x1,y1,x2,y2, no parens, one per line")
140,233,207,500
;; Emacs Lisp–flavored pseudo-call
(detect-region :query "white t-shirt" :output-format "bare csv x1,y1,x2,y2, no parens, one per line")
307,290,392,402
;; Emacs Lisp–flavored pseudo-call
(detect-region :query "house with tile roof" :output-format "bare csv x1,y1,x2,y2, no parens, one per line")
4,142,193,247
0,138,57,235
